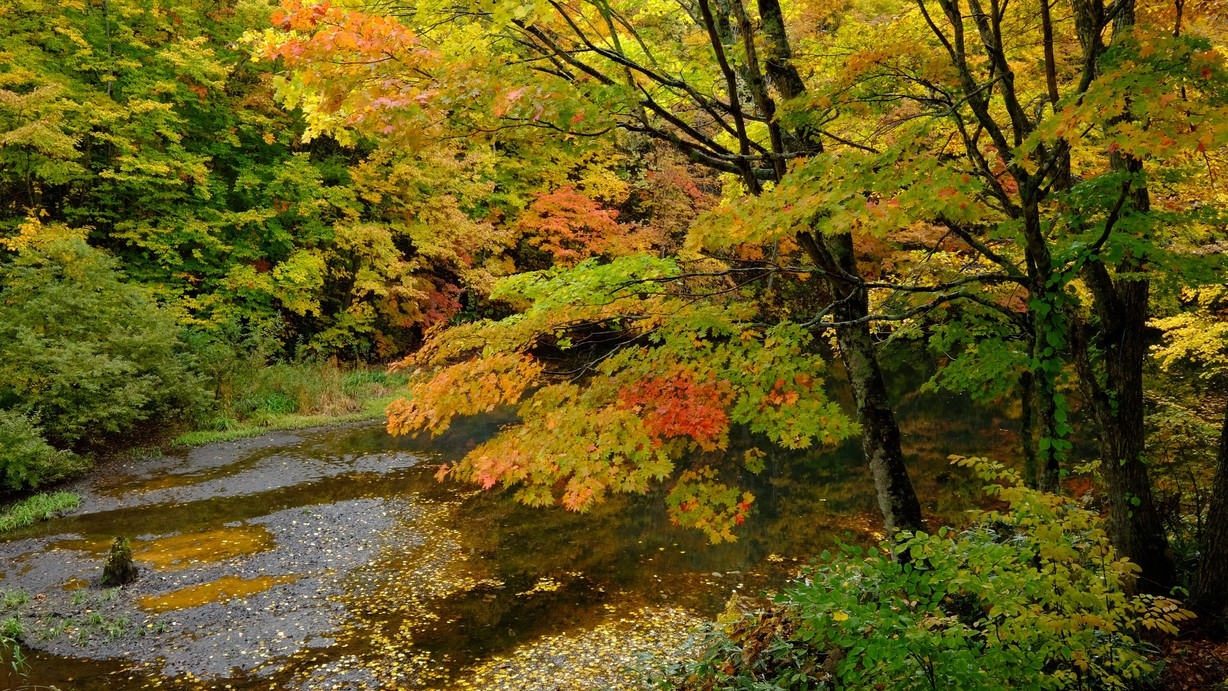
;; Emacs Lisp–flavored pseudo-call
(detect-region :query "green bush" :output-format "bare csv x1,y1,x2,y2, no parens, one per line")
671,457,1193,691
0,411,89,493
0,235,207,445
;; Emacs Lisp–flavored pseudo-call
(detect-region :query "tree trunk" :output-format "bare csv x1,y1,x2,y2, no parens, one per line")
1074,275,1176,594
1020,196,1062,493
1099,280,1174,594
1021,369,1038,488
835,317,925,535
745,0,921,537
799,230,924,535
1191,402,1228,626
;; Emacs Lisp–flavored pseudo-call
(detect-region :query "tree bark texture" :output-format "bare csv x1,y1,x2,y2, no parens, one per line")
799,230,925,535
1191,402,1228,626
1076,271,1176,594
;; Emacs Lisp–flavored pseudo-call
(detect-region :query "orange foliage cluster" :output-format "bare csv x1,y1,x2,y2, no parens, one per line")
630,151,719,249
516,186,630,265
618,371,733,450
762,376,810,408
385,353,542,437
270,2,422,58
263,1,438,131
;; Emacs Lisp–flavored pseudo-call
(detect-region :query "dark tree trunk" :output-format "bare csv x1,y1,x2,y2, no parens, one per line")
1100,280,1173,593
1070,0,1176,591
834,317,925,535
799,231,924,535
1020,195,1062,493
1074,272,1176,594
746,0,921,537
1037,389,1060,492
1021,369,1038,488
1191,403,1228,626
755,0,807,102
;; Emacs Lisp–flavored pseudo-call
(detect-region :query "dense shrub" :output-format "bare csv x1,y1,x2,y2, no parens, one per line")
0,234,207,445
0,411,88,493
669,457,1193,691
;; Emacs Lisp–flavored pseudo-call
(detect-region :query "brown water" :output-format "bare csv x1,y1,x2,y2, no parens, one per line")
0,388,1009,690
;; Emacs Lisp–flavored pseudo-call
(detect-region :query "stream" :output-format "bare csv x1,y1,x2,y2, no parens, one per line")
0,386,1010,690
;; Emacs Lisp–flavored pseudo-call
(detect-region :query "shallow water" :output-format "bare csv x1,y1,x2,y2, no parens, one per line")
0,389,1009,690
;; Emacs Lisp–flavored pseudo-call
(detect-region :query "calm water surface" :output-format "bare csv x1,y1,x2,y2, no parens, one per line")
0,385,1009,689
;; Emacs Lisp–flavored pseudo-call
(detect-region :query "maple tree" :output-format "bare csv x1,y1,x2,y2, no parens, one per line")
256,0,929,536
387,255,856,540
257,0,1228,601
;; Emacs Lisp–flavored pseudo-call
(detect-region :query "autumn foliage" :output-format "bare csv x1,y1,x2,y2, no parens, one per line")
516,186,642,265
385,256,856,542
6,0,1228,627
263,1,439,141
617,369,732,451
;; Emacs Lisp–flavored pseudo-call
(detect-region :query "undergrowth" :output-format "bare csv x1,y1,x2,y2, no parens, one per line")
661,456,1194,691
175,363,407,446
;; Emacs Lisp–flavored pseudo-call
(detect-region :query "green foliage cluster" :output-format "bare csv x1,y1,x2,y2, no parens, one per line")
0,609,24,673
668,458,1193,690
0,234,207,450
0,0,681,362
0,412,87,493
0,0,702,490
207,359,408,431
0,230,406,489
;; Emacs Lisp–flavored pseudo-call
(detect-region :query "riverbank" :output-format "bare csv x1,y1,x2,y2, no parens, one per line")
171,362,409,447
170,390,400,447
0,361,408,535
0,422,753,690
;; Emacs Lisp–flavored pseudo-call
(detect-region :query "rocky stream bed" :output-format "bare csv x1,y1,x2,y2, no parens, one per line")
0,398,997,689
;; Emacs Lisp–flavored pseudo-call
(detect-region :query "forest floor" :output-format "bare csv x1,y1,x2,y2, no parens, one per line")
1160,638,1228,690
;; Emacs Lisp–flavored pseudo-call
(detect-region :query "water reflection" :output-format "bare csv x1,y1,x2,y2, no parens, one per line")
0,374,1009,689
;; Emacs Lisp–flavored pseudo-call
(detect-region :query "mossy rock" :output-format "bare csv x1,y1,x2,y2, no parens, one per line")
102,537,138,587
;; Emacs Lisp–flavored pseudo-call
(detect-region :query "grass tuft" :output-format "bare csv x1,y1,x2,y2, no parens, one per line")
173,363,406,447
0,492,80,533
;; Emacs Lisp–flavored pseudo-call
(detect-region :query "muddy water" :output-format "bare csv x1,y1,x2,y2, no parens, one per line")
0,391,1006,690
